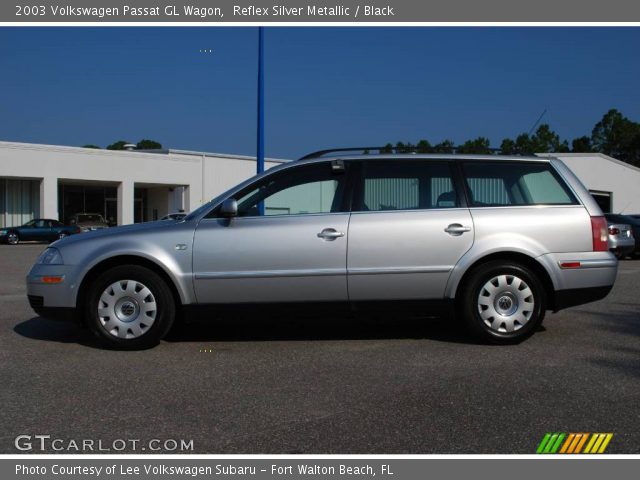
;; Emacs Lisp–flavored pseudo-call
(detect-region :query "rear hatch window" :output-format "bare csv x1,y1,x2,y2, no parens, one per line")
462,162,578,207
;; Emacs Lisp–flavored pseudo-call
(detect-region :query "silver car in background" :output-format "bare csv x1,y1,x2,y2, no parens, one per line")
605,219,635,259
27,151,617,349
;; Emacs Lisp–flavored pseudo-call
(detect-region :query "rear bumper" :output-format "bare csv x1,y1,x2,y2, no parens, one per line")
537,251,617,311
553,285,614,311
609,237,635,254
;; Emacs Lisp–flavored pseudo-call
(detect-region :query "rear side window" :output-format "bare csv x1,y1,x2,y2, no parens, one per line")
462,162,578,207
355,160,458,212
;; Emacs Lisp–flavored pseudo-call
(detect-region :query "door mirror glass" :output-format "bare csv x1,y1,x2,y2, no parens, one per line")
220,198,238,218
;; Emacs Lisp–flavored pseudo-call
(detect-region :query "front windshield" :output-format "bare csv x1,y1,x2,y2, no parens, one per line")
78,214,105,222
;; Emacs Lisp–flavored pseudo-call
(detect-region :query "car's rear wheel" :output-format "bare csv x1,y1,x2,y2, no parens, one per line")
85,265,175,349
458,261,546,344
7,232,19,245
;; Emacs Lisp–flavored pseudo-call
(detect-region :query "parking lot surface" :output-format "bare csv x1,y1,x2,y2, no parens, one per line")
1,244,639,453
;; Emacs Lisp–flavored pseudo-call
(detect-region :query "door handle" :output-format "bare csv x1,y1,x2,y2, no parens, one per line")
444,223,471,236
317,228,345,240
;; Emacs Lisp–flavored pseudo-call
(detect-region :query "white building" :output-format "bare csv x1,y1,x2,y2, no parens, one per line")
0,141,286,228
1,140,639,228
536,153,640,214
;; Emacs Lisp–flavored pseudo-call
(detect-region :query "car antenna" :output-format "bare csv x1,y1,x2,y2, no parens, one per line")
528,108,548,135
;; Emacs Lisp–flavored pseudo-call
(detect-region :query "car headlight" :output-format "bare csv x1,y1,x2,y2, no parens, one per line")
0,229,7,235
37,248,64,265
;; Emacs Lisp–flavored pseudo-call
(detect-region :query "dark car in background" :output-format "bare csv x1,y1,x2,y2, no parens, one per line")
605,213,640,257
0,219,81,245
161,213,187,221
69,213,110,232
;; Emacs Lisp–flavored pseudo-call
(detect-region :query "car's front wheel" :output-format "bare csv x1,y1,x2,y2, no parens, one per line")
7,232,19,245
458,261,546,344
85,265,175,349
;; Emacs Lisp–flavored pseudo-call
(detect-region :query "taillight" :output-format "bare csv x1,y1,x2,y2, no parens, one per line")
74,226,81,234
591,216,609,252
608,227,620,235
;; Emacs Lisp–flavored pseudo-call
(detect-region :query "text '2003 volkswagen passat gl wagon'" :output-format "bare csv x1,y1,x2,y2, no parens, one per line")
27,150,617,349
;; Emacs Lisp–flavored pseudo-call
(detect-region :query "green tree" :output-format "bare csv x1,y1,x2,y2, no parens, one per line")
395,141,415,154
591,109,640,165
529,124,569,153
380,143,393,154
514,134,534,154
499,138,516,155
136,139,163,150
82,144,101,149
416,139,433,153
433,140,455,153
571,136,592,152
457,137,492,154
106,140,130,150
499,125,568,155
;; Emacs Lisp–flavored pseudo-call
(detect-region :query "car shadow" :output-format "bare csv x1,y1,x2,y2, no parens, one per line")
586,309,640,379
13,313,495,347
13,316,99,347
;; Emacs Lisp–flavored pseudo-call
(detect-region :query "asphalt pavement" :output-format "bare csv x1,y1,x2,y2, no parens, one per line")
1,244,638,454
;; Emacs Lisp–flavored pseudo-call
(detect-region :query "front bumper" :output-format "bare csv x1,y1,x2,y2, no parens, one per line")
26,264,80,313
27,294,77,321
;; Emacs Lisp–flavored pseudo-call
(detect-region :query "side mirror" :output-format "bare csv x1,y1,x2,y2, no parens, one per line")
220,198,238,218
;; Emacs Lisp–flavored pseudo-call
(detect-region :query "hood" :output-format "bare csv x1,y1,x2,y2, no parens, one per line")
52,219,190,247
78,223,109,229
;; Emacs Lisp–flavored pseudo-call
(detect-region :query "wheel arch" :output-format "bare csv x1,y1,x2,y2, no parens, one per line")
75,255,184,323
451,251,557,311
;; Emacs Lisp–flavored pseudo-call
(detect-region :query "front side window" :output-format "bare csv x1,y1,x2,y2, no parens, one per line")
463,162,577,207
223,162,347,217
355,160,458,212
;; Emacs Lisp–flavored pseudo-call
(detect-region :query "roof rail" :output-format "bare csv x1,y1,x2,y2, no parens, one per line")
298,146,504,160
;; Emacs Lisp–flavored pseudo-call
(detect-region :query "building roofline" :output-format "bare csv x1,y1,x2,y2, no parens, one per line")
147,148,289,163
0,140,290,163
536,152,640,173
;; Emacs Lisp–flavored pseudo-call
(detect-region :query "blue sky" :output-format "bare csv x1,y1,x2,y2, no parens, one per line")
0,27,639,159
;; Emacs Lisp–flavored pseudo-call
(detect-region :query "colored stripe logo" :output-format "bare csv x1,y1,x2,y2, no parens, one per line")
537,433,613,454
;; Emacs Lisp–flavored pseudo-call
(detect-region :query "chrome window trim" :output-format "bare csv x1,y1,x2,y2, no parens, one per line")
198,211,350,222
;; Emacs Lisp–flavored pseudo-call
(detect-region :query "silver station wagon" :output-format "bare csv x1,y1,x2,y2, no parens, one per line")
27,149,617,349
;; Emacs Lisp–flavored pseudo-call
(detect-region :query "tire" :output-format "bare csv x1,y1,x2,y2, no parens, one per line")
614,250,626,260
7,232,19,245
457,261,546,345
84,265,175,350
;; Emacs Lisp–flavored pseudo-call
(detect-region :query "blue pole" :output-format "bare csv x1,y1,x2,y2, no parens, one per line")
257,26,265,215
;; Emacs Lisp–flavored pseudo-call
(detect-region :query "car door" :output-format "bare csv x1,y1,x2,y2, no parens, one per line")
192,161,352,304
48,220,64,240
19,219,48,241
34,220,53,241
347,160,474,301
